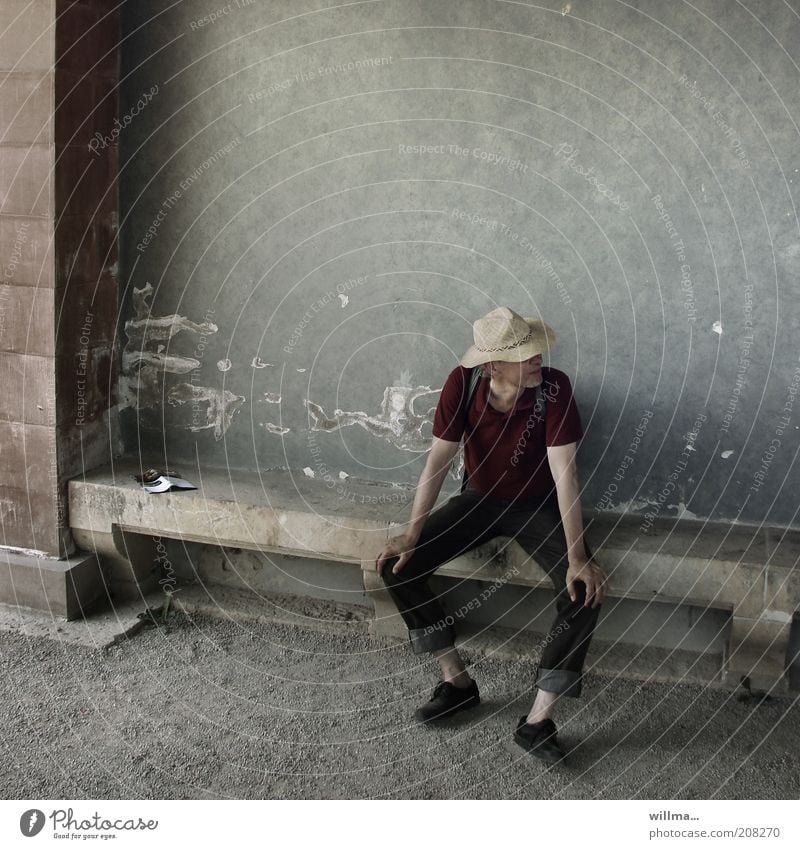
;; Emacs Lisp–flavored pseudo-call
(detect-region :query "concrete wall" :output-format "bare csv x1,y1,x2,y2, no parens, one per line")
119,0,800,528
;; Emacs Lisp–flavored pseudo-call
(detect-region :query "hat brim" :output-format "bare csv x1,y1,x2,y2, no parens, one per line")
459,318,556,368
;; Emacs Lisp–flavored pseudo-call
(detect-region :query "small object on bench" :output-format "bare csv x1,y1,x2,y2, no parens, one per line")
134,468,179,483
141,474,197,493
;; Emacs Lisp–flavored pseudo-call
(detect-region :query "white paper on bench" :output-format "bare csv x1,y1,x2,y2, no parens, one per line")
142,475,197,494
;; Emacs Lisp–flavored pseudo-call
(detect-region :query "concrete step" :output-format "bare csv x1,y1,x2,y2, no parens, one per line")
0,548,104,619
172,582,730,691
0,590,165,649
172,582,373,637
453,621,725,689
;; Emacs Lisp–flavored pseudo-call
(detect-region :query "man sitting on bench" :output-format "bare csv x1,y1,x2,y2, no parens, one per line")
375,306,607,763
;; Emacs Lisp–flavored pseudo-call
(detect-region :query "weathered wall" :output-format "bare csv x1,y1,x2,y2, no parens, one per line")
119,0,800,527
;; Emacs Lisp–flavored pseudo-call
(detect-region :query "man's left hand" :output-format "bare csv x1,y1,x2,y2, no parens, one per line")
566,558,608,608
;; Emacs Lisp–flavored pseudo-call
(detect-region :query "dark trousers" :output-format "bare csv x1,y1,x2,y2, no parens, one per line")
381,485,601,697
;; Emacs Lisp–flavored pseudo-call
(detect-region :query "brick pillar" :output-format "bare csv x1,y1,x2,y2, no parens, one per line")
0,0,120,616
53,0,120,511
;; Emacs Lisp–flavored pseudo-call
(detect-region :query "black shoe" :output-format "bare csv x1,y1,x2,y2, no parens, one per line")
415,680,480,723
513,716,566,764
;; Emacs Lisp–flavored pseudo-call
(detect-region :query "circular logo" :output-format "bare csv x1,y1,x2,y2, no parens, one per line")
20,810,46,837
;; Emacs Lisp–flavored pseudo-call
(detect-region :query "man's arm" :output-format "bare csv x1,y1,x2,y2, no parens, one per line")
547,441,607,607
375,436,461,573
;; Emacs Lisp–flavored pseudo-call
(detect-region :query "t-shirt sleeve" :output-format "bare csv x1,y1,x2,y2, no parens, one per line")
545,371,583,447
432,366,470,442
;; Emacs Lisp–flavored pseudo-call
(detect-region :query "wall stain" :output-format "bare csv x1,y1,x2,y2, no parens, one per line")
304,372,444,448
122,282,219,397
124,282,218,350
304,374,465,480
122,351,200,373
262,422,290,435
121,282,244,441
167,383,246,440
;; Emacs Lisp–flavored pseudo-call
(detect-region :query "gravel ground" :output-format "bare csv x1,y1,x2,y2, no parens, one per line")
1,609,798,800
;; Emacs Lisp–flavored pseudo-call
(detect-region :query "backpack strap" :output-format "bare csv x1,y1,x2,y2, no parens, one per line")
460,367,482,493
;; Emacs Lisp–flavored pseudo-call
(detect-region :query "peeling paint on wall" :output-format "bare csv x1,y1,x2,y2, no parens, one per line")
304,378,439,452
251,357,273,369
596,497,656,514
124,282,218,349
166,383,246,440
669,501,699,520
121,282,221,402
0,498,18,523
261,392,281,404
119,283,246,441
122,351,200,373
261,422,290,435
304,374,465,480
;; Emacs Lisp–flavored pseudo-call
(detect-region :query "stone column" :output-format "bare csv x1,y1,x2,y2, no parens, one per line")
0,0,120,617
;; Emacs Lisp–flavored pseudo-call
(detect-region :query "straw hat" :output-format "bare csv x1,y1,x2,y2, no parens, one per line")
460,306,556,368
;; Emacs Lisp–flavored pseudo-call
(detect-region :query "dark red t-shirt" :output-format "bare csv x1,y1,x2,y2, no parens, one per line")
432,365,583,500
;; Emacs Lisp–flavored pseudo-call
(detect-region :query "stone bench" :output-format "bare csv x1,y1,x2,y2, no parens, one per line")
68,462,799,692
68,461,411,602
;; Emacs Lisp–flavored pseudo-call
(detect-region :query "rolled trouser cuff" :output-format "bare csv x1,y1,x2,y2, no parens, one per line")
408,625,456,655
535,667,582,697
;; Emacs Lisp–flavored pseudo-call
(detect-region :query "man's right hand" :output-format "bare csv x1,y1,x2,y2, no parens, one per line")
373,436,457,577
375,534,416,575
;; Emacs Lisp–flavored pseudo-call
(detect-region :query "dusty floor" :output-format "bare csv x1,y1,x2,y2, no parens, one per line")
1,608,797,800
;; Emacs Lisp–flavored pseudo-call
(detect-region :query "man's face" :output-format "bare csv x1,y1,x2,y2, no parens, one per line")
490,354,543,385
